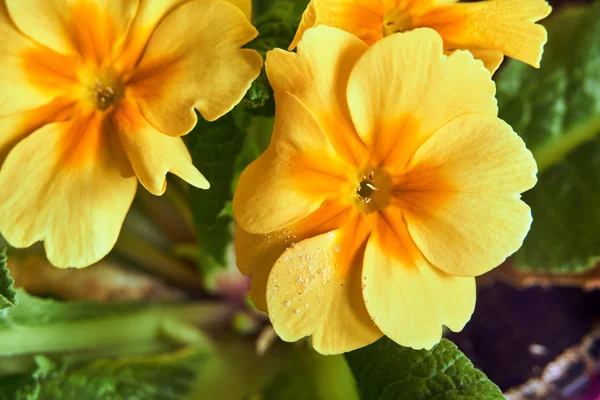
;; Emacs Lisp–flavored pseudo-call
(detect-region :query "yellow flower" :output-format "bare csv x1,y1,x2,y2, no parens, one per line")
0,0,262,268
233,27,537,354
291,0,551,73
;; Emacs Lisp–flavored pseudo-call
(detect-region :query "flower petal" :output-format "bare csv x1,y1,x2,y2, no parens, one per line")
6,0,138,61
289,1,317,50
118,0,251,72
290,0,384,49
346,29,496,171
236,199,351,311
233,92,347,234
397,114,537,277
266,228,382,354
0,113,137,268
129,0,262,136
114,101,208,196
363,209,475,350
0,98,75,163
419,0,552,68
267,25,368,165
0,7,66,116
466,48,504,74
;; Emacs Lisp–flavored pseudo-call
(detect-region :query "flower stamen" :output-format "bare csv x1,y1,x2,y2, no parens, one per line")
354,169,392,213
95,79,117,111
383,9,412,37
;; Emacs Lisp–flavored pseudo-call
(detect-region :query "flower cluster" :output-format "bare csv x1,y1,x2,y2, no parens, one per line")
0,0,549,353
0,0,261,267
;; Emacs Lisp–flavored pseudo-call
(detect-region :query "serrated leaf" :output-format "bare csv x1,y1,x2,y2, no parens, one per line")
0,349,210,400
497,3,600,274
187,112,246,280
0,250,17,310
345,338,503,400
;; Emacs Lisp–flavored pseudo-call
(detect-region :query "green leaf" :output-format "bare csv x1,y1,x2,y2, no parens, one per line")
0,349,211,400
260,352,359,400
0,290,220,358
0,250,17,310
186,111,246,283
345,338,503,400
496,3,600,273
242,0,310,116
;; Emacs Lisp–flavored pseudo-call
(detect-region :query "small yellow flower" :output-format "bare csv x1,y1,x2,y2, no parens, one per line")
233,27,537,354
0,0,262,268
291,0,551,72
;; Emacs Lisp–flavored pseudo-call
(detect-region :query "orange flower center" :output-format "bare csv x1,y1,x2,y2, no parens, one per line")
383,8,413,36
84,67,125,112
354,168,392,214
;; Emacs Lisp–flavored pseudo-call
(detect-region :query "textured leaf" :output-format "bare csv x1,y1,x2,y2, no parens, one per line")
497,3,600,273
345,338,503,400
0,349,210,400
0,250,17,310
242,0,310,116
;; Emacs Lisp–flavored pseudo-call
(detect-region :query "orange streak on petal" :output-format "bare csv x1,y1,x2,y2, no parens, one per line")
292,150,350,198
60,112,110,168
126,57,178,111
333,209,374,274
372,114,423,171
21,47,81,95
391,160,456,222
67,2,119,65
0,97,76,163
375,207,422,268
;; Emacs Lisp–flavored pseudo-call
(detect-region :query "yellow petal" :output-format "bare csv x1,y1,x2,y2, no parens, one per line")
267,26,368,165
466,48,504,74
233,92,347,234
118,0,252,72
0,113,137,268
0,7,64,116
236,199,351,311
227,0,252,19
114,101,208,196
291,0,385,49
129,0,262,136
266,229,382,354
6,0,138,61
289,1,317,50
346,29,496,171
397,114,537,277
0,98,75,163
420,0,552,68
363,210,475,350
235,226,280,312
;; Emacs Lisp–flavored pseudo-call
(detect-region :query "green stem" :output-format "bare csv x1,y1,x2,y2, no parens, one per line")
163,182,197,236
0,303,227,360
534,115,600,173
114,230,202,290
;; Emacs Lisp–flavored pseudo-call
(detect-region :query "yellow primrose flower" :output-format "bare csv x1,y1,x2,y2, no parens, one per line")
0,0,262,268
291,0,551,72
233,27,537,354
